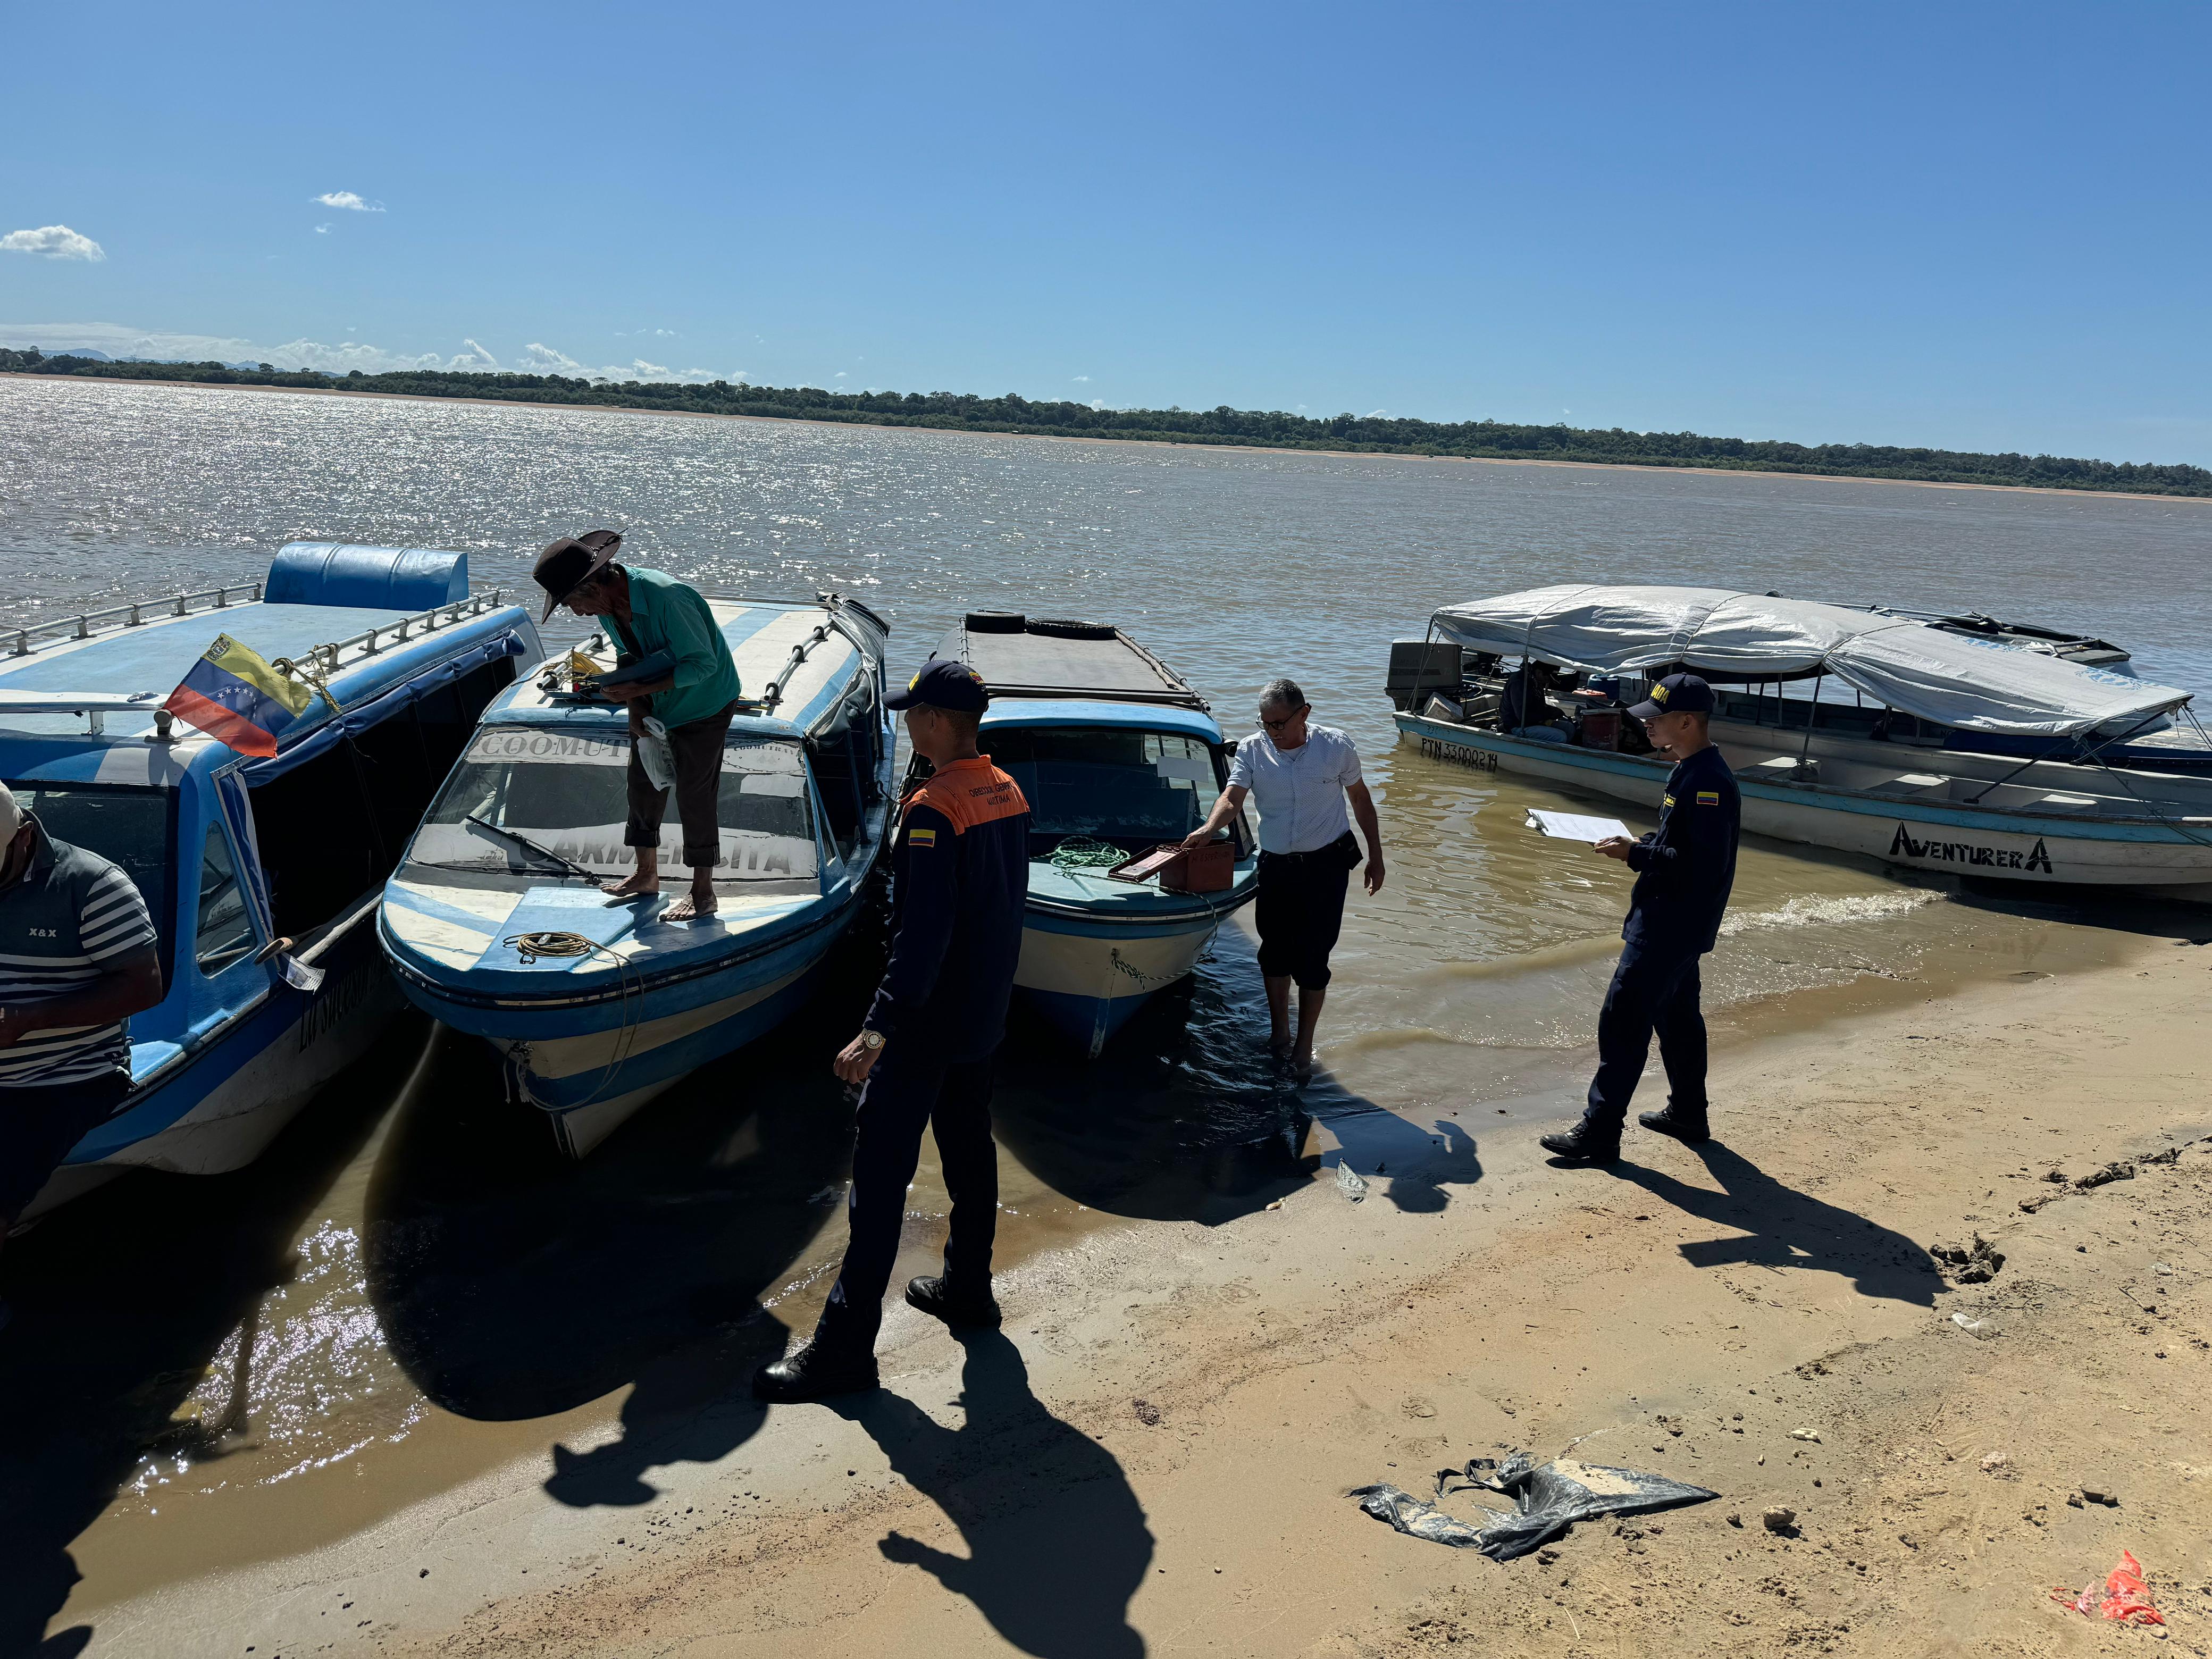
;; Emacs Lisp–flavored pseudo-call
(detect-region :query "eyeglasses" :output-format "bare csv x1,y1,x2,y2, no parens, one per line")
1259,709,1305,730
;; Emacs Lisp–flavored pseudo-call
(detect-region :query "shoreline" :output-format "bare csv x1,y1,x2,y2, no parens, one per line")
66,924,2212,1657
6,371,2205,507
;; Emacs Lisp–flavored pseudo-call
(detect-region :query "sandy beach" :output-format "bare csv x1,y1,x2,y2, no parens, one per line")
66,918,2212,1658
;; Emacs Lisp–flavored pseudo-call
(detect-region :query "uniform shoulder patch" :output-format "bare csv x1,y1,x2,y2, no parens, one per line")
1696,790,1720,806
908,826,937,847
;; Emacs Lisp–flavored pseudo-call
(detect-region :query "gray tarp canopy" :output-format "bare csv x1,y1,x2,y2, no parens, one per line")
1430,585,2191,739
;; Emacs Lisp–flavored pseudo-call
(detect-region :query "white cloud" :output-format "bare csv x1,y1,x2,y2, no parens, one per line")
314,224,332,235
1364,408,1388,418
1072,375,1091,383
314,191,383,212
1,321,252,359
1,225,106,262
1,320,736,382
517,341,587,373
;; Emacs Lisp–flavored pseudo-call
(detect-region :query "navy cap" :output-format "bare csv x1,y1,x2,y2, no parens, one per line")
1628,672,1716,719
887,657,990,713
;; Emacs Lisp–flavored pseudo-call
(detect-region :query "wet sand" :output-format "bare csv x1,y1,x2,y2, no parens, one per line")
7,748,2207,1656
19,895,2211,1654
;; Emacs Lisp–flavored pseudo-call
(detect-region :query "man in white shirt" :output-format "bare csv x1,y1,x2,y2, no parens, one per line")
1182,678,1384,1080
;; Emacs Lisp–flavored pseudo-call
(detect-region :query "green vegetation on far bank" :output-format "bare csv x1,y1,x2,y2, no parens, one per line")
4,347,2205,498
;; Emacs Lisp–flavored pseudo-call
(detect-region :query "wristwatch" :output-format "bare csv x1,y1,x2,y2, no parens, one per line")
859,1028,886,1051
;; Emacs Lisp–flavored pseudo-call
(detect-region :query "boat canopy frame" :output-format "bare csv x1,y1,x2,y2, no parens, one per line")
1429,584,2191,739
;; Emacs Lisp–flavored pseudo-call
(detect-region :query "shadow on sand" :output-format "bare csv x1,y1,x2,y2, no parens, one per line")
833,1328,1151,1659
362,1001,865,1510
991,923,1484,1222
0,1016,433,1659
1608,1140,1943,1307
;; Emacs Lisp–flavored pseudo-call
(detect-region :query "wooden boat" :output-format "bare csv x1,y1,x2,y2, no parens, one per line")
1392,584,2212,899
3,543,539,1217
378,593,893,1156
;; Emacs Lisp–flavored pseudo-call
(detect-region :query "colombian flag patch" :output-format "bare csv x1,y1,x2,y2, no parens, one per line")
1696,790,1720,806
908,827,937,847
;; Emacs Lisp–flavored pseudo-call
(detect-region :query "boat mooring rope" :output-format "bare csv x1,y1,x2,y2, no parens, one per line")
501,929,648,1108
1050,836,1128,872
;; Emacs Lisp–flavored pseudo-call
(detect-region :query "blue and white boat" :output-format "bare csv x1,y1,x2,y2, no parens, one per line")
377,593,893,1156
943,613,1258,1057
1395,584,2212,899
2,543,539,1218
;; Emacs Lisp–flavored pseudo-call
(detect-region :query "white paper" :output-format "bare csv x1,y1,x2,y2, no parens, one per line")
1524,809,1632,844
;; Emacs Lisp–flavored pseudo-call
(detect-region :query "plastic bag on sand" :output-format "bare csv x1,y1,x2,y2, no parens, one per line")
2052,1550,2164,1626
1353,1451,1717,1561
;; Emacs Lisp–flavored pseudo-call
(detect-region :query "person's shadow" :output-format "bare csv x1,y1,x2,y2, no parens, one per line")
1308,1092,1483,1214
833,1329,1151,1659
1610,1141,1943,1306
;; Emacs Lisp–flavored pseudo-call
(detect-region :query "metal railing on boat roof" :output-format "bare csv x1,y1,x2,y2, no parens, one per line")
286,588,509,676
3,579,510,660
7,582,265,657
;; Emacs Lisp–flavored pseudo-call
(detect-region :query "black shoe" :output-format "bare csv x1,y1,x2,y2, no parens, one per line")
751,1337,879,1403
1638,1103,1711,1144
906,1276,1002,1329
1539,1124,1620,1163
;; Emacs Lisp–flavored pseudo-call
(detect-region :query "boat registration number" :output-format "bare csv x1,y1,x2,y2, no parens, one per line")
1419,736,1498,772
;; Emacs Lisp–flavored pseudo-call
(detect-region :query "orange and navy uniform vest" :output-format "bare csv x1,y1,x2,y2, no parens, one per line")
865,756,1033,1060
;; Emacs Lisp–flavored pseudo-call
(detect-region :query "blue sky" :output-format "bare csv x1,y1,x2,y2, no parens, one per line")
3,2,2208,464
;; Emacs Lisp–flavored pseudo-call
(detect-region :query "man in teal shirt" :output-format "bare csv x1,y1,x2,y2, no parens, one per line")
534,531,743,920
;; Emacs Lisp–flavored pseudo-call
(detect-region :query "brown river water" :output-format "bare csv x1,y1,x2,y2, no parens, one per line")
0,376,2207,1633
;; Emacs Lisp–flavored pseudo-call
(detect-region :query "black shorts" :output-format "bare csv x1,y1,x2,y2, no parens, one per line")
1254,832,1359,990
0,1070,132,1218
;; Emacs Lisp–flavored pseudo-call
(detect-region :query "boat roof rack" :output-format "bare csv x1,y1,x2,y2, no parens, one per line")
6,582,265,658
939,613,1208,711
3,576,512,661
0,589,514,736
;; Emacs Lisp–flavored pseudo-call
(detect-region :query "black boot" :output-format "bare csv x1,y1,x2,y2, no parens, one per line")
1539,1121,1621,1163
752,1335,879,1403
906,1275,1002,1329
1638,1101,1711,1144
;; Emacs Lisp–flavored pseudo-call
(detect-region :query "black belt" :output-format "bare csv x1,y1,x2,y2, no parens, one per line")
1259,831,1358,865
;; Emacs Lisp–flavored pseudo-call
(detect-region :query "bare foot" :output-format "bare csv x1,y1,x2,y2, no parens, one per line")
602,873,659,901
1267,1032,1293,1057
661,887,718,922
1290,1051,1316,1084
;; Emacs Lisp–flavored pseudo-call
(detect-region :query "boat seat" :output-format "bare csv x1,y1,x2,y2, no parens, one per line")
1879,772,1951,799
1749,755,1819,783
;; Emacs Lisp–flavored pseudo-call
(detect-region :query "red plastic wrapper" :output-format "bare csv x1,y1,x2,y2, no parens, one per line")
2051,1549,2164,1626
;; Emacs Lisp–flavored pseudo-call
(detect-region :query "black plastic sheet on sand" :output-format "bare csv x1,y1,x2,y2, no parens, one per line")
1351,1450,1717,1561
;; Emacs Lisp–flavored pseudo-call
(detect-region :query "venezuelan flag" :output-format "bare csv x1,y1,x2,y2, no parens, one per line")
162,633,316,757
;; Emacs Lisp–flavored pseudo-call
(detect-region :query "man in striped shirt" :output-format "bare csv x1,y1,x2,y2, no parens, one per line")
0,782,163,1330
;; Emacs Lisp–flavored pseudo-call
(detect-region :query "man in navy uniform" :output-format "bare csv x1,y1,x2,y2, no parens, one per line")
1541,673,1740,1163
755,658,1031,1402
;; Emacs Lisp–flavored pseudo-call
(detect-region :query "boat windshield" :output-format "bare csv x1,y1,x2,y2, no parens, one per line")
981,726,1222,858
3,781,176,978
408,728,820,885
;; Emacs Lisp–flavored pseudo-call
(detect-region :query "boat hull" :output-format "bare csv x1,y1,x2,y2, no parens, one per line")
1397,714,2212,894
387,916,848,1158
1015,904,1234,1059
30,920,401,1219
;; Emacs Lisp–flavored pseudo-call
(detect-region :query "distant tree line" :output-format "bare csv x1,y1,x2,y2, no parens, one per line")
4,346,2206,498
